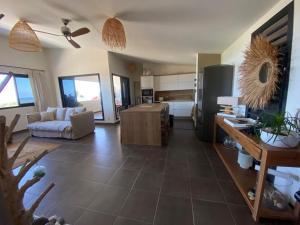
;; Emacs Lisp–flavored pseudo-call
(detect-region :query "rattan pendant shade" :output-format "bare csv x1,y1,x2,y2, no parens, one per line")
9,20,42,52
102,17,126,49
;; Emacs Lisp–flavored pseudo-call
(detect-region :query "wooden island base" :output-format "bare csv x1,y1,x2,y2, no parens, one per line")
120,103,169,146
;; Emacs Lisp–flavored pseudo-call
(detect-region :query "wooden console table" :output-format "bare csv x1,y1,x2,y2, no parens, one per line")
213,116,300,222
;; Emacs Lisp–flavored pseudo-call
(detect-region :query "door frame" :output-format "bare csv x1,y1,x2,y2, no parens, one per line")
111,73,131,121
58,73,105,121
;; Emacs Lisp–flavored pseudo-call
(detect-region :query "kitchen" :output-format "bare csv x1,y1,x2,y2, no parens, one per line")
141,73,196,118
120,71,196,146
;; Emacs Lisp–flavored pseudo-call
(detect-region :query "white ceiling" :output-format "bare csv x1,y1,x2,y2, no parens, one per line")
0,0,279,64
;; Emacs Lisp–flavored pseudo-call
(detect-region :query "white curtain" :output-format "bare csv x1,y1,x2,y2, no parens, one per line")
29,70,47,112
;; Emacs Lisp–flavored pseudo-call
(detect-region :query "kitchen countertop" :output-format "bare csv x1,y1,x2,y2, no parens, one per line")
122,103,168,113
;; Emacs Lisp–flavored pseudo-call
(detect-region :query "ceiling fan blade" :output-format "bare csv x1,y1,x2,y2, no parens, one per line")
0,14,4,20
71,27,90,37
68,38,81,48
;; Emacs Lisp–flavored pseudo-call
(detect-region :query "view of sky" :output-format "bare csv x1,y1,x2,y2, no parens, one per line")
0,74,35,107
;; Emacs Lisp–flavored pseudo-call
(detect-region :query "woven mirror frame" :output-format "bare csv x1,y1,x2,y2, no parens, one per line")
239,35,279,109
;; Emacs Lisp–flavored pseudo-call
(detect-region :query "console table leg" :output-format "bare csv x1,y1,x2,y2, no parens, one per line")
253,150,268,221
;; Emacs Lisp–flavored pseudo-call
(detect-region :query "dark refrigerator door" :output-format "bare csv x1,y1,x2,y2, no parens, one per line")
196,65,233,142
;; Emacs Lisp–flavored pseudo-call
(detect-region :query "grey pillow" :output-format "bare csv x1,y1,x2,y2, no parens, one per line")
56,108,66,121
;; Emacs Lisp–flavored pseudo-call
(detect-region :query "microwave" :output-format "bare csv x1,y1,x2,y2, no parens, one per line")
141,89,153,97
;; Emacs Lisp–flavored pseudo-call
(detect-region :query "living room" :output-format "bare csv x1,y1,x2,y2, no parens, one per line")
1,0,300,225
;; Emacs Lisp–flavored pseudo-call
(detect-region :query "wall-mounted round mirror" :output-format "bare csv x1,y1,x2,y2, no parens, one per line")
259,62,270,83
239,36,279,109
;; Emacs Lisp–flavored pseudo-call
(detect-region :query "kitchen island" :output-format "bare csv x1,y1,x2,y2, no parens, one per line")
120,103,169,146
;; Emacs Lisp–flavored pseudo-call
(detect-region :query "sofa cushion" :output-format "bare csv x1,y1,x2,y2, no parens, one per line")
28,120,72,132
40,111,55,122
65,108,77,121
56,108,66,121
47,107,57,119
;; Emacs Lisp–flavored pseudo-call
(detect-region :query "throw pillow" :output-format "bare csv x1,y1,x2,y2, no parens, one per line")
56,108,67,121
65,108,77,121
46,107,57,119
74,107,86,114
40,112,55,122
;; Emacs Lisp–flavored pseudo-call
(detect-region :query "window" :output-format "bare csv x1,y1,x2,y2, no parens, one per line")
0,74,35,109
58,74,104,120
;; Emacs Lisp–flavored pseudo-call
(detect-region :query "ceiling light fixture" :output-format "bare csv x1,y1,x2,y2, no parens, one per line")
102,17,126,49
9,20,42,52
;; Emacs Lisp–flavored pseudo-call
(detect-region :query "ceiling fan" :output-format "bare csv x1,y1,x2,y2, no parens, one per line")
35,19,90,48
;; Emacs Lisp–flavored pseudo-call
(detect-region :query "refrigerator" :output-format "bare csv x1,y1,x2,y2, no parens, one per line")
195,65,234,142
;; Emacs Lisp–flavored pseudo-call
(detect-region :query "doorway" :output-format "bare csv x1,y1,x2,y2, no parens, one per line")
112,74,131,120
58,74,104,120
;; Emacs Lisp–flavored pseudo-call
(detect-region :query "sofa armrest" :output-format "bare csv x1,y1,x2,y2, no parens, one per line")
26,112,41,124
70,111,95,139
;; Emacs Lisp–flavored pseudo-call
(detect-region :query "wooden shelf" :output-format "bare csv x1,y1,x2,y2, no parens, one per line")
213,116,300,222
214,143,256,211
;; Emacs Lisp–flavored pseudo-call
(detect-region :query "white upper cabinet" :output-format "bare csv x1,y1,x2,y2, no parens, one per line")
154,74,195,91
141,76,154,89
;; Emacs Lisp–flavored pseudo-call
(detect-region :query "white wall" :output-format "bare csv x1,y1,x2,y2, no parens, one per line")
221,0,300,200
45,48,116,123
0,35,55,131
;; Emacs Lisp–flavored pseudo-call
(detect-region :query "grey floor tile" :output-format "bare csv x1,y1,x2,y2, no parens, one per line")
109,169,139,188
120,190,159,223
114,217,151,225
191,177,225,202
133,172,163,193
154,194,193,225
193,199,235,225
88,185,130,214
219,180,246,205
161,175,190,198
75,210,116,225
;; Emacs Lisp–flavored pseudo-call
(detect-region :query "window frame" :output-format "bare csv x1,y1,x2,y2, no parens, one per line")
0,73,35,110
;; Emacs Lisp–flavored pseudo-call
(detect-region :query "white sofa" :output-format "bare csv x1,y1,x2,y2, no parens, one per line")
27,107,95,140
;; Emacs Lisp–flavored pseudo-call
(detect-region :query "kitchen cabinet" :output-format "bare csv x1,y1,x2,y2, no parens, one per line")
154,73,195,91
163,101,194,117
141,76,154,89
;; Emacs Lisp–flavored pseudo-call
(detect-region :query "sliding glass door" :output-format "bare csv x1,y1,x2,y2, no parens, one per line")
58,74,104,120
112,74,131,120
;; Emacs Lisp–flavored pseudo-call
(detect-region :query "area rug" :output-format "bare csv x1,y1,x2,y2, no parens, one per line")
7,141,60,169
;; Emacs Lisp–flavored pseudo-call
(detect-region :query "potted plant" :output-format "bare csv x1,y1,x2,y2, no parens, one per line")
255,112,300,148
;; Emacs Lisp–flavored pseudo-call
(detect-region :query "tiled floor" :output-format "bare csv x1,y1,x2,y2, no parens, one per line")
16,119,292,225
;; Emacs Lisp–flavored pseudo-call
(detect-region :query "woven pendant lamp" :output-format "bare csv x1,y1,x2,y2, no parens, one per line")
102,17,126,49
9,20,42,52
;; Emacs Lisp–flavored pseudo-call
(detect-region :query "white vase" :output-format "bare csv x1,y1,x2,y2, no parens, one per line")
238,150,253,169
260,130,299,148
